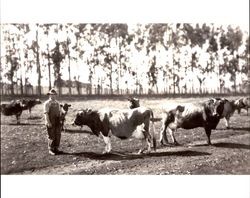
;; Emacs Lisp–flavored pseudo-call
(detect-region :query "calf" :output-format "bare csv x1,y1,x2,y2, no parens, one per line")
60,103,71,131
0,100,25,124
159,99,225,146
235,97,250,115
21,98,42,118
73,107,156,154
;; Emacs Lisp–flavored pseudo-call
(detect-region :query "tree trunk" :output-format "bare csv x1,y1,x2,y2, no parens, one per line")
234,78,237,94
10,77,14,95
67,38,72,96
48,60,52,90
47,44,52,90
191,52,196,94
109,64,113,95
18,53,24,95
36,29,42,96
20,74,23,95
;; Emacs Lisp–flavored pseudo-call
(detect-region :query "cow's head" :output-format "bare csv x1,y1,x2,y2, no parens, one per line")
234,98,245,109
60,103,71,112
127,97,140,109
35,99,42,104
16,99,26,108
206,98,225,118
72,108,93,126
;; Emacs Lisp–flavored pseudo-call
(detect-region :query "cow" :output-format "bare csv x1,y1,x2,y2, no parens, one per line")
72,107,156,154
211,98,243,129
0,100,25,124
60,103,71,131
159,99,225,146
127,97,140,109
235,97,250,115
21,99,42,118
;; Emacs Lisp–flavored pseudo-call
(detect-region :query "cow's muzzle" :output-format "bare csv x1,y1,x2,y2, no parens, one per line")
212,112,220,117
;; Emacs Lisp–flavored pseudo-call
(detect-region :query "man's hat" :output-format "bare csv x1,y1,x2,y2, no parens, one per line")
47,88,57,95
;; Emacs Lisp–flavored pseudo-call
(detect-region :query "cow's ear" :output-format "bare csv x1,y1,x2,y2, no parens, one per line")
87,108,92,113
78,110,84,115
60,104,63,107
68,104,71,107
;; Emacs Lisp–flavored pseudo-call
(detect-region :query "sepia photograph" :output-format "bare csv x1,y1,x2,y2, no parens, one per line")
1,0,249,197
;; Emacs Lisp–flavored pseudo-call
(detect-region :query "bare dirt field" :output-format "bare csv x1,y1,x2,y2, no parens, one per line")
1,96,250,175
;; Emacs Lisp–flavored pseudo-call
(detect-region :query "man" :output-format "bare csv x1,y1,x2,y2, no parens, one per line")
44,88,63,155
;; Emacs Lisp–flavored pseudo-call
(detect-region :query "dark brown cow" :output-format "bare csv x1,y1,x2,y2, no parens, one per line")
159,99,225,146
21,99,42,118
73,107,156,154
0,100,25,124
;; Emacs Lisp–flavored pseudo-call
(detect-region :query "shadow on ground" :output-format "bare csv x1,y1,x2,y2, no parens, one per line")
213,142,250,150
60,150,211,161
27,116,42,120
217,127,250,131
3,123,43,126
63,129,93,135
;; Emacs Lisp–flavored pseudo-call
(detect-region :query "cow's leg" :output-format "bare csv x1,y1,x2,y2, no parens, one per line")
61,120,65,132
139,120,151,154
102,134,112,154
144,120,152,153
159,124,169,146
205,128,212,145
29,108,31,118
138,139,147,154
16,113,21,124
237,108,241,114
168,128,179,145
142,132,152,154
138,138,151,154
16,115,20,124
224,117,230,129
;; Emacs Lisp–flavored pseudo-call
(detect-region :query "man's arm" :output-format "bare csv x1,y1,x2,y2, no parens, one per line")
44,101,52,128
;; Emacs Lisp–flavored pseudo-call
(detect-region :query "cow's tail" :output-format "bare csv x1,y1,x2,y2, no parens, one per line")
150,110,157,151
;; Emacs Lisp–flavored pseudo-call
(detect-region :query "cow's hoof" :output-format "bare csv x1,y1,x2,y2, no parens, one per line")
173,142,180,146
138,149,146,154
138,150,143,154
160,141,169,147
102,151,111,154
145,149,151,154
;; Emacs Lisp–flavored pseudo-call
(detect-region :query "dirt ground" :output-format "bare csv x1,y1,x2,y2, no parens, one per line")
1,96,250,175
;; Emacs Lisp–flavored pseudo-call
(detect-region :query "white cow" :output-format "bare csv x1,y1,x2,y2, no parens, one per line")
73,107,156,154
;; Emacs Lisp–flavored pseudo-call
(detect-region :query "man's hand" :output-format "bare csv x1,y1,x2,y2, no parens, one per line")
46,122,52,128
44,113,52,128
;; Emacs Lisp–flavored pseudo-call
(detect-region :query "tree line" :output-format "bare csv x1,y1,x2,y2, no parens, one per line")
0,23,249,96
